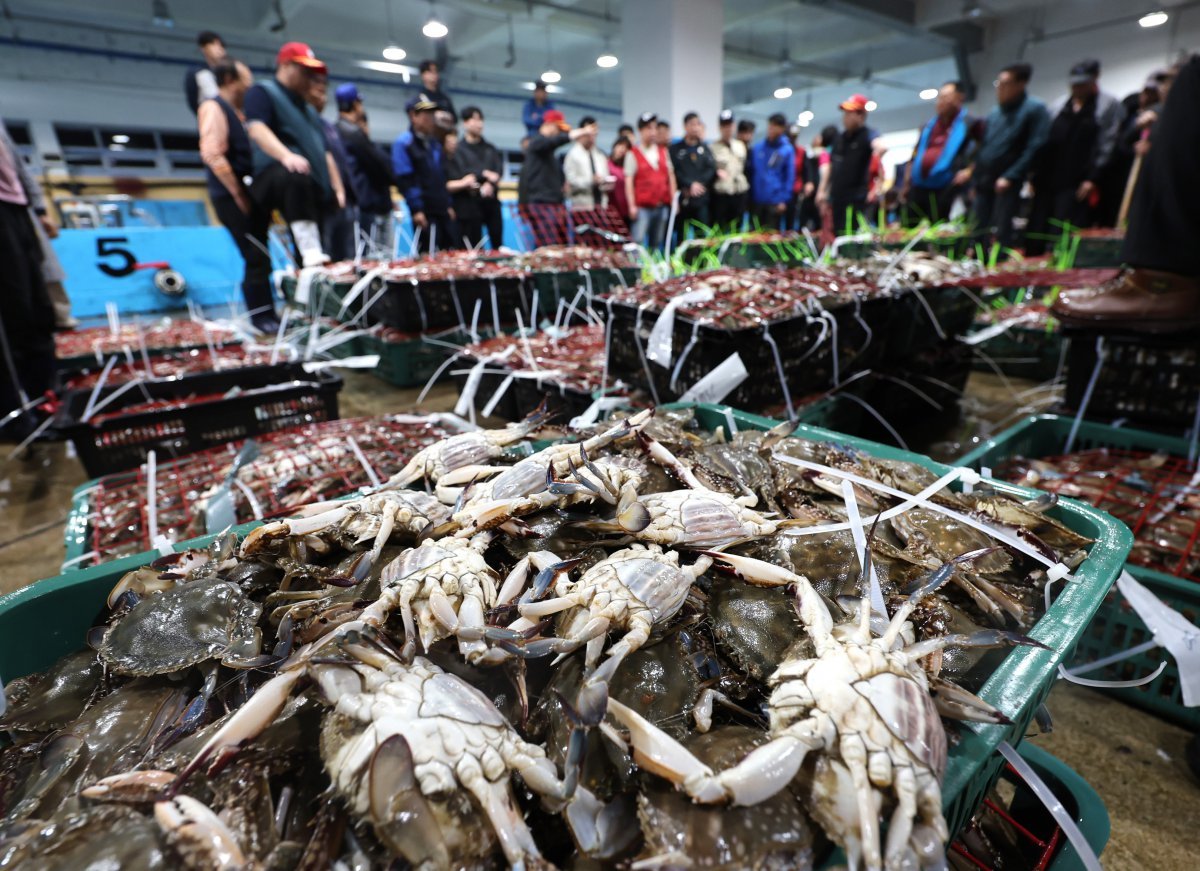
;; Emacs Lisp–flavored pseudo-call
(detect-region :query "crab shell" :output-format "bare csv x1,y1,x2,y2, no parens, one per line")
98,577,263,676
629,490,778,547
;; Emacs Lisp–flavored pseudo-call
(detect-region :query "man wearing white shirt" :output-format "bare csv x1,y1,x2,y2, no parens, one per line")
564,116,612,209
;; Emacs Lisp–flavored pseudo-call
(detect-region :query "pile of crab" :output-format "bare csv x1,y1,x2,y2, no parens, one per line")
0,408,1092,871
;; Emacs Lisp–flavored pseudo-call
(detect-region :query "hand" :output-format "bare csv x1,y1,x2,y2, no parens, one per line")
1076,180,1096,202
803,181,815,198
717,169,729,181
815,192,828,207
412,211,428,229
774,202,786,214
995,177,1012,194
37,214,59,239
1136,109,1158,129
462,173,478,188
1134,139,1151,157
481,181,495,198
335,188,346,209
483,170,500,184
952,168,972,187
234,192,253,215
690,182,706,198
629,205,639,221
281,152,311,174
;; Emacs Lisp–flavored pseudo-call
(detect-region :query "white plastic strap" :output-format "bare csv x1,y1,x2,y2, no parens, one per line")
1065,335,1105,454
761,324,795,422
346,436,382,488
841,479,886,619
269,309,291,365
997,742,1103,871
83,376,143,423
337,266,385,319
490,279,501,335
481,375,515,418
294,266,323,305
60,550,100,571
723,407,738,437
232,478,264,520
1058,659,1167,688
678,352,748,404
454,359,487,418
301,355,381,372
151,534,174,557
469,298,483,344
646,288,714,368
1116,570,1200,706
81,356,118,422
146,450,159,545
106,301,120,336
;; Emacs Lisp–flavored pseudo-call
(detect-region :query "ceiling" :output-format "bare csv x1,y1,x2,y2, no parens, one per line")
1,0,988,122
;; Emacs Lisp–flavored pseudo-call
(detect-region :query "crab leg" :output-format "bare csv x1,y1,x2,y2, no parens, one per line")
929,677,1012,725
368,734,451,869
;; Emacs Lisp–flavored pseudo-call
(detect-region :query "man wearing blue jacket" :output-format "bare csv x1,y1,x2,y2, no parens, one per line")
749,113,796,230
393,95,456,252
336,84,396,255
962,63,1051,249
522,81,557,138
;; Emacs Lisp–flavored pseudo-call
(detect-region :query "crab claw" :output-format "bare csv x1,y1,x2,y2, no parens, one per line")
369,734,452,869
616,499,650,534
82,769,176,803
520,558,581,603
155,794,248,870
904,629,1050,661
701,551,798,587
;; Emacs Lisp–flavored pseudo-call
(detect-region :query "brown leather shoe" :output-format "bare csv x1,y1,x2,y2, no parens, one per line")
1052,268,1200,333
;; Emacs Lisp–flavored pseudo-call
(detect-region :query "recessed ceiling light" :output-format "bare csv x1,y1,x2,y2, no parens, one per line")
865,100,878,111
111,134,130,143
798,110,814,121
541,70,561,83
596,54,618,68
422,17,448,38
382,45,406,61
774,86,793,99
1139,11,1168,27
919,88,938,100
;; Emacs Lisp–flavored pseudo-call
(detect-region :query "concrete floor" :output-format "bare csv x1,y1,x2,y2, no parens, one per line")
0,369,1195,867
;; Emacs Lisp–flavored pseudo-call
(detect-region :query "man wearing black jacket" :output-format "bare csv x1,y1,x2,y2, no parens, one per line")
335,84,395,255
518,110,596,246
449,106,504,249
393,95,456,252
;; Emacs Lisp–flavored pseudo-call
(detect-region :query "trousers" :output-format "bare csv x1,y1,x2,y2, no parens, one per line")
211,195,276,318
630,205,669,251
711,192,746,232
0,201,55,434
971,182,1021,250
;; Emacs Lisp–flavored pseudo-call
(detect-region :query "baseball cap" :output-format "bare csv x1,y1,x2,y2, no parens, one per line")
335,83,361,109
1069,59,1101,85
1143,68,1169,90
839,93,869,111
718,109,734,124
637,111,658,128
406,94,438,113
276,42,327,74
543,109,570,131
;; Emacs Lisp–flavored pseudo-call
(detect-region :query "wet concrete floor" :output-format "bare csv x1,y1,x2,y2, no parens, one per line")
0,369,1194,868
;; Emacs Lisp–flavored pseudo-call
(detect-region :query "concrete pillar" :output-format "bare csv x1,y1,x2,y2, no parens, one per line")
620,0,724,135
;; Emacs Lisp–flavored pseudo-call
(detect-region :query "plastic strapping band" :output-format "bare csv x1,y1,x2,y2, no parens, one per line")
146,450,159,545
468,299,482,345
449,277,466,334
1064,639,1160,677
997,742,1103,871
482,374,515,418
1188,390,1200,464
345,436,382,488
841,479,885,618
60,550,100,570
490,279,501,335
723,407,738,437
669,320,702,393
761,324,796,422
600,297,615,396
81,356,118,422
908,286,946,340
633,300,661,405
1065,335,1104,454
417,351,463,404
413,278,428,331
232,478,264,520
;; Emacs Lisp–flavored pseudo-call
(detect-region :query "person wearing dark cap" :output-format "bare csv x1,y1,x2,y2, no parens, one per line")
336,84,397,255
961,63,1049,250
1052,54,1200,332
1024,59,1122,255
244,42,339,268
198,59,281,332
419,60,456,118
522,80,557,138
393,95,456,252
184,30,227,115
817,94,883,233
749,113,796,231
449,106,504,249
711,110,749,231
671,112,717,237
625,112,678,250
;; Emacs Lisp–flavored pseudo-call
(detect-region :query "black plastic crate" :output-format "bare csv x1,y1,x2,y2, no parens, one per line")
53,364,343,477
372,276,530,332
511,374,598,423
450,354,522,422
887,286,979,360
1063,331,1200,426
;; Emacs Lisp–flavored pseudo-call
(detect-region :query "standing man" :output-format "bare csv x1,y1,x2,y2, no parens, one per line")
307,73,355,262
393,95,456,252
522,80,556,138
0,117,56,440
335,84,396,257
710,110,748,232
564,116,612,209
656,120,673,149
819,94,884,233
748,113,795,231
964,63,1050,250
184,30,226,114
244,42,339,269
418,60,456,118
449,106,504,249
624,112,677,250
199,59,281,333
519,110,596,246
900,81,982,226
1025,59,1123,254
671,112,717,236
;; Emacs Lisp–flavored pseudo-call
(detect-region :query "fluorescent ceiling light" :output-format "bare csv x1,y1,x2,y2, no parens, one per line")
774,86,793,99
423,17,448,38
798,110,814,121
596,54,618,68
357,60,414,76
111,134,130,143
1139,11,1168,27
798,117,811,127
541,70,561,83
382,45,406,61
919,88,938,100
865,100,878,111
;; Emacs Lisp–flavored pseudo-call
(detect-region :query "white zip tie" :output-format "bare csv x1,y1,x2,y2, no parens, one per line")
841,478,886,619
269,309,291,366
232,478,264,521
60,550,99,571
81,356,118,422
997,741,1103,871
81,377,142,423
482,375,515,418
490,279,501,335
346,436,382,488
146,450,159,545
106,301,120,337
1065,335,1105,454
1065,639,1160,676
722,406,738,437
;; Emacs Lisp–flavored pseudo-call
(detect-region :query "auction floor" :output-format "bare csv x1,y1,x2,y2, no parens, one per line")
0,370,1194,869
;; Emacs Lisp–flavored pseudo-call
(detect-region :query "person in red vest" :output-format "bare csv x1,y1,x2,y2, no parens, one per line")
624,112,677,250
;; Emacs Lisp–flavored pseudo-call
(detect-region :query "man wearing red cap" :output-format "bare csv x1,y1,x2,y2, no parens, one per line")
518,109,597,246
817,94,884,233
243,42,342,269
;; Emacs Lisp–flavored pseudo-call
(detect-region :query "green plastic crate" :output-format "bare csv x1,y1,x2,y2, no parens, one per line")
364,330,463,388
6,404,1130,849
958,414,1200,729
968,322,1068,382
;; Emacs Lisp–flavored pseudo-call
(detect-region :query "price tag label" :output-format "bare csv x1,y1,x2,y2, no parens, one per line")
679,353,748,404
